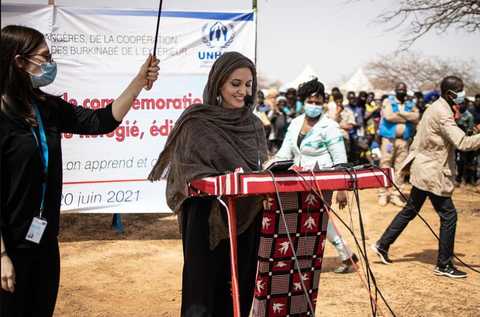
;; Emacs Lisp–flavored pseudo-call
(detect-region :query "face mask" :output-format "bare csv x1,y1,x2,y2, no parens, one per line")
449,90,465,105
304,103,323,118
28,60,57,88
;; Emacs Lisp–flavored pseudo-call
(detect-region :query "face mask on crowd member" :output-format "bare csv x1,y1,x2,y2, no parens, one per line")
448,89,466,105
395,83,407,102
304,95,324,118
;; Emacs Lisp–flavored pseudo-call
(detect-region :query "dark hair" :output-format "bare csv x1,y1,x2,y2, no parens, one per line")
331,87,340,94
440,76,463,95
474,94,480,99
1,25,48,124
395,82,407,91
202,51,257,106
347,91,356,98
297,78,325,101
414,91,424,99
286,88,297,95
333,92,343,101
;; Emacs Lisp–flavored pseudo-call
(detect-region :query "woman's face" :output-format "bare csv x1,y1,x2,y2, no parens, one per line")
18,41,52,76
220,67,253,109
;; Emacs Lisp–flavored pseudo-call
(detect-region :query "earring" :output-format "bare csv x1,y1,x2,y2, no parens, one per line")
216,95,223,105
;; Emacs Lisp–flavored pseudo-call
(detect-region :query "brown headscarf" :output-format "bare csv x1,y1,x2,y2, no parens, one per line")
148,52,268,249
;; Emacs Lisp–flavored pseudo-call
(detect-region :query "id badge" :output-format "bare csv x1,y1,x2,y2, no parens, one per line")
25,217,48,244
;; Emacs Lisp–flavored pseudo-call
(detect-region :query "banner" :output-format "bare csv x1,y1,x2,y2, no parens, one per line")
1,3,256,213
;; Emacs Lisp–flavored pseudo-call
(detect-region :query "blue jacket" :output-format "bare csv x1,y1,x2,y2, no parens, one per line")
379,96,415,140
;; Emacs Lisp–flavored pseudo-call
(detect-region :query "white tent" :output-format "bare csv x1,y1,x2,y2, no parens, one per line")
281,64,319,91
340,68,374,92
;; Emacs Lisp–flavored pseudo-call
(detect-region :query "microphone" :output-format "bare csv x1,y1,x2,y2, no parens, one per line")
246,95,262,171
244,94,254,110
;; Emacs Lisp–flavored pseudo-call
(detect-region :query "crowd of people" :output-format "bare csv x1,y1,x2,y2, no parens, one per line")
254,82,480,206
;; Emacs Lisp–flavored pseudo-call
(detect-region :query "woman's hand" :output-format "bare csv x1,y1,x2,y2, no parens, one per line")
336,190,348,209
111,54,160,121
1,254,16,293
135,54,160,91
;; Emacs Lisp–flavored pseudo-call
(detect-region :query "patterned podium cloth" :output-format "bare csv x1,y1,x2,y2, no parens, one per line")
252,191,329,316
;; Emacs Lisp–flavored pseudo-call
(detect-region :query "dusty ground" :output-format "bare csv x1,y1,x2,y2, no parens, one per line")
55,186,480,317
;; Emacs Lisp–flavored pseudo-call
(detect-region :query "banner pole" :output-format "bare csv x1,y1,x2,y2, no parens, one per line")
153,0,164,57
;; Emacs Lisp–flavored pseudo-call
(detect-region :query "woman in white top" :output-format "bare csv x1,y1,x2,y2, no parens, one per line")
275,78,358,273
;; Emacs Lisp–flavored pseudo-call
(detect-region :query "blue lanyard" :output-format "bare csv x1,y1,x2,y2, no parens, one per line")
31,105,49,217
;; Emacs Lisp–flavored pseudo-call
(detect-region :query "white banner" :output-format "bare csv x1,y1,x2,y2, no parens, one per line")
1,4,256,213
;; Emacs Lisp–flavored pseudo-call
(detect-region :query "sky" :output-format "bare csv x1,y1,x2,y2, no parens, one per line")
6,0,480,88
256,0,480,87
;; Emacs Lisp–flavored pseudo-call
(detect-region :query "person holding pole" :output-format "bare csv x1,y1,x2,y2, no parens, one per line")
0,25,159,316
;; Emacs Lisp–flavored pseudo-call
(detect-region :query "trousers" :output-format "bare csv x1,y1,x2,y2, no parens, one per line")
377,186,457,267
379,137,409,197
0,240,60,317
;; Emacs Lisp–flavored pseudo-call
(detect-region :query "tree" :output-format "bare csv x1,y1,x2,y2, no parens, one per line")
365,51,480,94
378,0,480,50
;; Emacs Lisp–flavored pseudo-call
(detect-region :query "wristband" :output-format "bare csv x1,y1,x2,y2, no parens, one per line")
0,251,7,258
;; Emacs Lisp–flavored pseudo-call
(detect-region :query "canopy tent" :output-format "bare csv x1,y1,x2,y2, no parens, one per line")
340,68,374,92
281,64,319,91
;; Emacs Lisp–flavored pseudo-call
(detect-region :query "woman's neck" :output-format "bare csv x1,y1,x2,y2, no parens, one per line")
305,115,320,126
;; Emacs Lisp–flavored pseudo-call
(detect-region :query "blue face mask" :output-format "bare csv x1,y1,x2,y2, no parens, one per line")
449,90,465,105
28,61,57,88
304,103,323,118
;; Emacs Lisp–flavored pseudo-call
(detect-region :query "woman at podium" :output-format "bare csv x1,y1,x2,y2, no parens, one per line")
275,78,359,273
149,52,267,316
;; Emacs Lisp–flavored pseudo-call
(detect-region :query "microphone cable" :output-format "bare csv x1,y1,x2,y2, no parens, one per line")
266,170,316,315
246,95,262,170
290,169,397,316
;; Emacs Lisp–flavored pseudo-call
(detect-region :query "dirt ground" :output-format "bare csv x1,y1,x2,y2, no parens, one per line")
55,186,480,317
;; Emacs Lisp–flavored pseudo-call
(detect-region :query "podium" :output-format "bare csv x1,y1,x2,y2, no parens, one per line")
189,167,393,316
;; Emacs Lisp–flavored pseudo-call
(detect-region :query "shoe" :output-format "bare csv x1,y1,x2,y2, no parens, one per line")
434,264,467,278
371,243,392,264
334,263,351,274
390,195,405,207
378,195,388,206
334,254,359,274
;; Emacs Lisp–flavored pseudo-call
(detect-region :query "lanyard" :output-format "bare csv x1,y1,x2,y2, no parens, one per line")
31,105,49,218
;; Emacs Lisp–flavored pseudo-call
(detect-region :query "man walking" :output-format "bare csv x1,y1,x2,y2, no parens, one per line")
373,76,480,278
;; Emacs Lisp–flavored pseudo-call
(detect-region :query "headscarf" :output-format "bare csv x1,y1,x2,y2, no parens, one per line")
148,51,268,249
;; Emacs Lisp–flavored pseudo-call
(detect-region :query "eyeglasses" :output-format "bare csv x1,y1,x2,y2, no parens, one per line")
26,53,54,63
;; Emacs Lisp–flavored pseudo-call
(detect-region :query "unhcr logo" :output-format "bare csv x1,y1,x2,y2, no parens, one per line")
198,21,236,62
201,21,235,49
